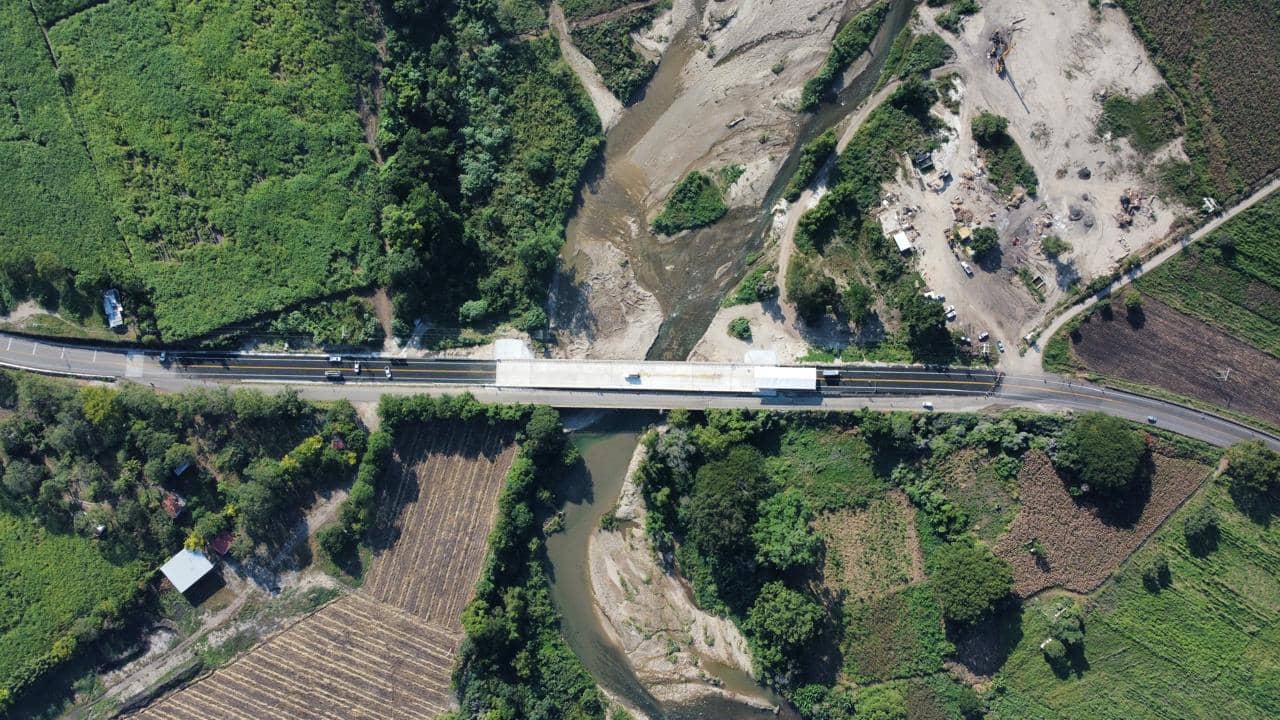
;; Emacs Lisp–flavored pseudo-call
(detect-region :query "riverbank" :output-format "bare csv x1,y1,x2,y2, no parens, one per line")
586,438,780,713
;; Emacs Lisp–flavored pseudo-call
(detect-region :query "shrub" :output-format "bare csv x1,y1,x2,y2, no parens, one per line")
752,488,821,571
1183,502,1220,555
972,112,1010,145
746,581,824,681
783,130,837,202
316,523,353,561
1041,235,1071,258
1141,553,1170,591
728,317,752,341
787,256,838,322
652,172,727,235
1222,440,1280,499
1054,412,1148,497
929,542,1014,624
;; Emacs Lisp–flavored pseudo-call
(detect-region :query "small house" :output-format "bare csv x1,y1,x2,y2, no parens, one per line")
159,549,214,594
893,231,914,254
162,491,187,520
208,532,234,557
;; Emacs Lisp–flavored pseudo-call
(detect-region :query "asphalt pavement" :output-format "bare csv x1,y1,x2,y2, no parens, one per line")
0,331,1275,451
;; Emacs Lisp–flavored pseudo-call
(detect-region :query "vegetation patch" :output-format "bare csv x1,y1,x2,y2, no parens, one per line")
765,427,883,512
722,264,778,307
1114,0,1280,199
783,129,838,202
571,8,659,104
877,28,952,91
934,0,979,34
1098,87,1183,153
972,111,1038,196
0,2,127,318
800,1,891,111
816,491,923,601
652,171,729,235
50,0,381,341
990,481,1280,719
994,448,1213,596
842,584,952,684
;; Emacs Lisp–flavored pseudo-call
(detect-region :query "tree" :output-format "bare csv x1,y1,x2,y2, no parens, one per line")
930,542,1014,624
971,111,1010,146
787,257,838,322
1054,412,1147,496
1222,440,1279,499
2,458,45,501
1141,553,1170,590
316,523,353,561
1183,502,1219,554
686,446,771,560
753,488,822,571
728,317,752,340
1124,289,1143,311
842,281,873,324
522,405,568,467
746,581,824,681
1041,235,1071,258
968,227,999,258
899,292,950,354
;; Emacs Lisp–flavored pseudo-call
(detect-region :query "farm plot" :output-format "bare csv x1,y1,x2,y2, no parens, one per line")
1066,298,1280,428
48,0,380,340
132,594,459,720
990,483,1280,720
363,422,516,625
994,449,1212,596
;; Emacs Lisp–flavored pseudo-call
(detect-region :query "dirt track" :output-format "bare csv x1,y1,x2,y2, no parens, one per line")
1068,299,1280,428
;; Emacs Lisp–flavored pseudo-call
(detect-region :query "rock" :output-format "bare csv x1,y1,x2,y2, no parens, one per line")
1077,167,1092,180
1068,206,1084,221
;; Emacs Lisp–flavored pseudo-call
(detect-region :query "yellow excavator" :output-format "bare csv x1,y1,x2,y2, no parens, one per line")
995,40,1013,76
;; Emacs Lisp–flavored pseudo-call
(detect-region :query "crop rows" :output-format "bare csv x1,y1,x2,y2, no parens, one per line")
134,594,460,720
364,423,516,626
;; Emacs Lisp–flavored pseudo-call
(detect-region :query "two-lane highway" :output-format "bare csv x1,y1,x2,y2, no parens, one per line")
821,366,1001,396
173,354,497,385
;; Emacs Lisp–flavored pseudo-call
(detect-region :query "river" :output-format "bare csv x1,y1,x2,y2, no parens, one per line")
558,0,916,361
546,413,793,719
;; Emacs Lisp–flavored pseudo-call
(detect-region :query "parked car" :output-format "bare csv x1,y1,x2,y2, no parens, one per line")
978,331,990,342
997,341,1006,353
961,261,974,276
922,401,935,411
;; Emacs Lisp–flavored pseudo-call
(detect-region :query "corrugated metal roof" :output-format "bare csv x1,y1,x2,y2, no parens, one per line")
159,549,214,593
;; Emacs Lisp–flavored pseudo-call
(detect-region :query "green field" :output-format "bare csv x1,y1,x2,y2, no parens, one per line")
0,511,149,706
49,0,380,340
1115,0,1280,198
0,2,127,312
990,483,1280,719
1135,191,1280,357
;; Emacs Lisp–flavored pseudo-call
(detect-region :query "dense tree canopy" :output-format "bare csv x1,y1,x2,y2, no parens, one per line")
686,445,772,560
929,542,1014,624
753,487,822,571
1222,440,1279,498
746,581,825,681
1054,412,1148,496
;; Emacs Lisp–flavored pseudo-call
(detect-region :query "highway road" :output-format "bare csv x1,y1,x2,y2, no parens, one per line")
0,331,1275,451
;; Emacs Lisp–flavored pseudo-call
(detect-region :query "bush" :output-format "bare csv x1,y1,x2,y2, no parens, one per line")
316,523,353,562
972,112,1010,145
1141,553,1170,591
1183,502,1220,555
728,316,752,340
1054,412,1148,497
929,542,1014,624
783,130,838,201
652,172,728,235
752,488,821,571
1042,235,1071,258
786,256,838,322
745,581,824,681
1124,289,1143,311
1222,440,1280,500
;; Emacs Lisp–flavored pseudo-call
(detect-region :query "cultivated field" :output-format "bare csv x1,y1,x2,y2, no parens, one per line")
991,483,1280,719
994,449,1212,596
132,594,459,720
1067,298,1280,428
364,422,516,624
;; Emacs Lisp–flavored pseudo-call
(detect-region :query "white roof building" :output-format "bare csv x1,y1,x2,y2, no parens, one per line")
159,549,214,593
893,231,914,253
753,366,818,392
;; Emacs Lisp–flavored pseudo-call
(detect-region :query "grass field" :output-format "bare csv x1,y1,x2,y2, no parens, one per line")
364,422,515,624
990,482,1280,719
49,0,380,340
1115,0,1280,197
0,511,149,705
766,426,884,512
132,594,459,719
816,491,922,602
0,2,127,308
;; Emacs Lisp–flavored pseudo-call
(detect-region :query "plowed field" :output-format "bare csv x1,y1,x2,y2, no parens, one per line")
133,594,459,720
1067,298,1280,428
994,449,1212,596
364,422,516,625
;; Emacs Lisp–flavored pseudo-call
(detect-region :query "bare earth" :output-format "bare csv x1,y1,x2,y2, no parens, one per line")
1068,298,1280,428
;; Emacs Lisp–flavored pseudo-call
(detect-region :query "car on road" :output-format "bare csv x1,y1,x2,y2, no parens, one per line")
353,362,361,374
158,351,169,366
1147,416,1158,424
324,370,343,381
384,365,392,380
997,341,1006,353
961,261,974,276
327,355,342,365
922,401,935,411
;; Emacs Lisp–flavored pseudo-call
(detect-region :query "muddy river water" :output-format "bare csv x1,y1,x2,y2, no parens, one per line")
547,414,792,719
558,0,915,360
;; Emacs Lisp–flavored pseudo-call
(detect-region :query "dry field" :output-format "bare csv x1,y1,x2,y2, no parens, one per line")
994,449,1212,596
130,423,516,718
132,594,459,720
1068,298,1280,427
816,491,924,602
364,422,516,624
